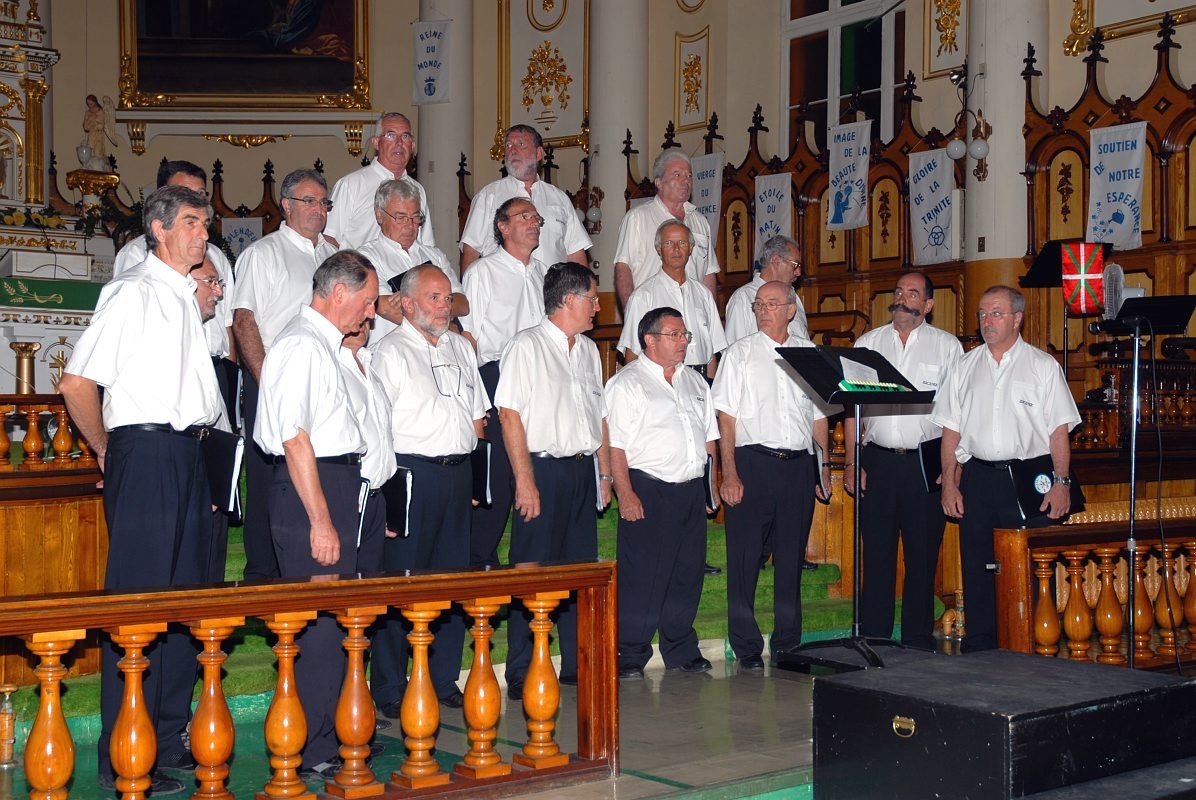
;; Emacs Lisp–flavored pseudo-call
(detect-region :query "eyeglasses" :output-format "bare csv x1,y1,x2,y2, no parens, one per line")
751,300,794,312
511,211,545,225
285,195,333,211
659,240,692,250
384,210,425,226
379,130,415,143
788,259,803,270
976,309,1012,321
195,276,225,290
571,292,600,306
650,330,693,343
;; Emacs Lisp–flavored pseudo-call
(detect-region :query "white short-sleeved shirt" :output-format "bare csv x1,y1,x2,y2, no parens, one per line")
113,237,236,358
356,235,461,345
460,175,592,266
231,222,338,351
711,331,832,451
325,159,435,250
254,305,367,458
612,196,720,288
459,248,547,366
724,274,809,344
605,356,717,483
343,345,398,488
855,321,964,450
930,336,1081,464
495,318,606,456
372,322,488,457
618,271,727,365
67,254,225,431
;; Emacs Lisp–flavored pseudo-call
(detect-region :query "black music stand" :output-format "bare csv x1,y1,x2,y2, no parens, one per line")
772,345,935,672
1094,295,1196,669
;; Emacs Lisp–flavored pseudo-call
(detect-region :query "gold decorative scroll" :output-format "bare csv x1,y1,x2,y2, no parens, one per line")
521,40,573,120
675,26,710,132
923,0,966,78
1065,2,1196,56
528,0,566,32
203,135,291,149
933,0,961,57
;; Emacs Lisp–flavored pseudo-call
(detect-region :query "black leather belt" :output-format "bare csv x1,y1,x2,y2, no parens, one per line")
629,468,698,487
533,451,590,460
270,453,363,466
117,422,215,440
970,457,1016,469
407,452,470,466
869,443,917,455
368,488,383,498
745,444,805,460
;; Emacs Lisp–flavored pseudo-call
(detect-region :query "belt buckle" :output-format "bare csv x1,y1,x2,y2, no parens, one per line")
195,427,211,441
893,447,910,455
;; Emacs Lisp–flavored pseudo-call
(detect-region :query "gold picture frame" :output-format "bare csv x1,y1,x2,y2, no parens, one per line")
1064,1,1196,56
922,0,966,80
675,27,710,133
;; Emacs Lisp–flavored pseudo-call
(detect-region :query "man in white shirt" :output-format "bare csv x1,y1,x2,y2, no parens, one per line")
608,306,719,681
370,265,489,716
496,262,613,699
712,280,833,671
254,251,385,780
357,179,466,345
844,271,963,650
60,186,227,794
459,197,548,568
326,112,435,250
724,234,808,343
931,285,1081,652
460,124,592,272
613,149,720,306
232,167,339,581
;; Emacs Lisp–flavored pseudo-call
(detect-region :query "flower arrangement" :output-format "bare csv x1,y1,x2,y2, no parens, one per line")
1,206,67,229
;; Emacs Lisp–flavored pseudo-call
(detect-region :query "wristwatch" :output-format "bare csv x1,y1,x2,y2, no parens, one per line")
1052,472,1073,486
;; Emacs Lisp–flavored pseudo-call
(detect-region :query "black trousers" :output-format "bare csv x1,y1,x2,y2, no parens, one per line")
97,427,211,778
958,460,1027,651
470,361,514,567
240,369,280,580
617,471,705,669
724,447,815,658
858,445,946,650
270,460,385,769
504,455,597,683
371,455,471,704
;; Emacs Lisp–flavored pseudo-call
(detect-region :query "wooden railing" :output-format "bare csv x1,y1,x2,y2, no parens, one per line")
0,394,98,476
1,561,619,798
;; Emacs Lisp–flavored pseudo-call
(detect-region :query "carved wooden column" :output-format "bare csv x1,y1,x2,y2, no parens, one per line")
454,596,512,779
513,591,570,770
22,630,86,800
22,406,46,468
1132,545,1155,663
187,617,244,800
1032,552,1060,657
0,404,11,469
109,623,168,800
1154,542,1183,657
1093,547,1126,665
257,612,316,800
1062,550,1092,660
392,601,451,790
1185,540,1196,654
326,607,387,798
51,409,74,466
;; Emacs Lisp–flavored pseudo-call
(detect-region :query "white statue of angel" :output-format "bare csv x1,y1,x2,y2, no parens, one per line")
80,94,120,170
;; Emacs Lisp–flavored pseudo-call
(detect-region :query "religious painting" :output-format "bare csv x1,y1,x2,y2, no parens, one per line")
922,0,966,79
1063,1,1195,55
675,27,710,132
118,0,369,109
492,0,590,160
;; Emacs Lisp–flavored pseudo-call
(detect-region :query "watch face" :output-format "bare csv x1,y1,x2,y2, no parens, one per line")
1034,473,1053,495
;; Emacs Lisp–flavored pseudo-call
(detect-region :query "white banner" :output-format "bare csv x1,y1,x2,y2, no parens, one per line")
754,172,792,260
691,153,724,243
220,217,262,260
908,148,955,265
1086,121,1147,251
827,120,872,231
412,20,451,105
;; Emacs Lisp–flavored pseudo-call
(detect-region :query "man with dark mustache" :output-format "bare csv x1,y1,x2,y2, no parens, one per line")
844,271,962,650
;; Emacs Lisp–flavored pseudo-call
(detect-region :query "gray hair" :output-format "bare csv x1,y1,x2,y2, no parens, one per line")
652,149,691,181
143,185,210,251
758,235,798,271
398,263,445,298
981,285,1026,314
377,111,412,130
544,261,595,314
654,219,694,248
374,178,422,213
279,168,328,219
506,124,544,149
312,250,376,298
755,283,798,307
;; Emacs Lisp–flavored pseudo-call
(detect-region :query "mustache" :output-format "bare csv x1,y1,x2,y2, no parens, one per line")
888,302,922,317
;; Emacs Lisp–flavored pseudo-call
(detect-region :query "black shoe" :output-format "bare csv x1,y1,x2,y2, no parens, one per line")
507,679,524,701
740,655,766,673
98,770,186,795
558,672,578,686
368,741,385,758
667,656,713,673
379,700,403,720
802,559,819,571
439,690,465,709
157,750,197,772
618,665,644,681
375,716,392,731
298,757,342,782
703,562,722,576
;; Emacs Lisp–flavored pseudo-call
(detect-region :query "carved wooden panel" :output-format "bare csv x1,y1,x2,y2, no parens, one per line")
1048,149,1084,241
870,177,901,261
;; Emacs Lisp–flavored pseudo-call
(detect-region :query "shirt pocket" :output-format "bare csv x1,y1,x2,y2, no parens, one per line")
691,231,711,267
913,362,942,392
1012,379,1040,415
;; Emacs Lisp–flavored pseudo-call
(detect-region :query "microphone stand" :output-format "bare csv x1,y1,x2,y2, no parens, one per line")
1125,319,1143,671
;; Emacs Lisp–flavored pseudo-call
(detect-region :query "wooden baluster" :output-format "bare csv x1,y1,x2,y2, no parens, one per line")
76,430,97,470
22,630,86,800
1185,541,1196,654
455,596,513,780
326,607,387,798
1032,552,1061,657
1093,547,1126,665
1095,409,1108,448
22,407,46,469
109,624,168,800
1154,542,1183,657
187,617,244,800
1133,545,1155,663
0,405,12,470
513,591,571,770
1062,550,1093,661
391,601,451,790
51,409,74,466
257,612,316,800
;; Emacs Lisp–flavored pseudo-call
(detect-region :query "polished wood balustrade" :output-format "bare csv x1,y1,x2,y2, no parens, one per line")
0,394,98,477
0,561,619,799
995,519,1196,668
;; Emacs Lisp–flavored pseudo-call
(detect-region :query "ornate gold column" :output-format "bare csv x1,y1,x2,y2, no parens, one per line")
19,77,47,205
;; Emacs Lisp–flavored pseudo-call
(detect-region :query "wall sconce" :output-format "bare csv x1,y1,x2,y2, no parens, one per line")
581,186,604,235
945,60,991,182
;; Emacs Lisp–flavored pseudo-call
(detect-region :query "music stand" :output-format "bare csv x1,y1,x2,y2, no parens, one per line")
772,345,935,671
1095,295,1196,669
1020,240,1113,379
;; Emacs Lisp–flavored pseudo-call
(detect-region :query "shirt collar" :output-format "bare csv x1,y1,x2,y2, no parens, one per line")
145,252,195,292
278,221,329,251
300,305,346,350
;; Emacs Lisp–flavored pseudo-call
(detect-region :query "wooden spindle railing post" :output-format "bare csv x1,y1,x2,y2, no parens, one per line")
1154,542,1183,657
513,591,571,770
1032,552,1061,657
186,617,244,800
0,404,12,469
455,596,512,780
257,612,316,800
1093,547,1126,665
1133,545,1155,663
109,623,168,800
1184,540,1196,654
391,601,452,790
22,630,86,800
76,429,97,469
326,607,387,798
1062,550,1093,660
51,409,74,467
22,406,47,469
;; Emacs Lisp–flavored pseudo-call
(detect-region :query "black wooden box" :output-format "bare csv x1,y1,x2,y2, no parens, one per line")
813,650,1196,799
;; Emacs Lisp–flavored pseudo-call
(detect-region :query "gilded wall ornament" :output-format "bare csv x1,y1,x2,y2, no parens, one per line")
203,135,291,149
521,41,573,128
682,54,702,114
933,0,961,57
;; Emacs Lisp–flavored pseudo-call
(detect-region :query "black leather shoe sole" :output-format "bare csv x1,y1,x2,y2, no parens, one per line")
801,559,819,571
703,563,722,575
618,665,644,680
740,655,766,672
439,690,465,709
667,656,713,673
